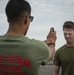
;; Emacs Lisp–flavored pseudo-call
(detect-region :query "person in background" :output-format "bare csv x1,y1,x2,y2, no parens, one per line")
53,21,74,75
0,0,56,75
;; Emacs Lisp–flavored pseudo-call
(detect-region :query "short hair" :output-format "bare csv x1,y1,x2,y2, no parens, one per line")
5,0,31,22
63,21,74,30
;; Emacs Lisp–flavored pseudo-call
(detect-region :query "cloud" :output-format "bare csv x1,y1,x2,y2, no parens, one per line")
0,14,8,35
29,0,74,19
64,0,74,4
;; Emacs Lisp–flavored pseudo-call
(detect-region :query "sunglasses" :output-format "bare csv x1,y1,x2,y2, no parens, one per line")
22,15,34,22
29,16,34,22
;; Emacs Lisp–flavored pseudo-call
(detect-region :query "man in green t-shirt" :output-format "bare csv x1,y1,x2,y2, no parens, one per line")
53,21,74,75
0,0,57,75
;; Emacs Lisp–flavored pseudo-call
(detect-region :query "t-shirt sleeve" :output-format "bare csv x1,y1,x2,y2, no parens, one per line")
53,50,61,66
33,40,49,66
40,42,49,65
27,38,50,66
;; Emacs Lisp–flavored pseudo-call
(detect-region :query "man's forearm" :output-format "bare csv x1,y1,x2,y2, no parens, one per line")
48,44,55,60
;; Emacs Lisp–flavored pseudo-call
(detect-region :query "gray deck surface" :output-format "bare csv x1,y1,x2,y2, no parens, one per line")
38,65,61,75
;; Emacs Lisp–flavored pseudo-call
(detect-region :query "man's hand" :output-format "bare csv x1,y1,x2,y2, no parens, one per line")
45,28,57,46
44,38,55,46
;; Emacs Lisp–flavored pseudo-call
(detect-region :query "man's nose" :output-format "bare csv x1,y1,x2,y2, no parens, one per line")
66,34,69,38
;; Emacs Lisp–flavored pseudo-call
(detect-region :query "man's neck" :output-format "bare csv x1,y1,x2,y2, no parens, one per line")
66,42,74,47
6,27,23,36
6,22,25,36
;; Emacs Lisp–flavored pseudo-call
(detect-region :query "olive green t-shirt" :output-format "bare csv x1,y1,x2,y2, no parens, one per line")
0,35,49,75
53,45,74,75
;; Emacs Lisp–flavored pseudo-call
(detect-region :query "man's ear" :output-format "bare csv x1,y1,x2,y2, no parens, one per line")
24,17,27,24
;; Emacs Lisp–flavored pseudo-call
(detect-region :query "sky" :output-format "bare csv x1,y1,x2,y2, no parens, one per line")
0,0,74,50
